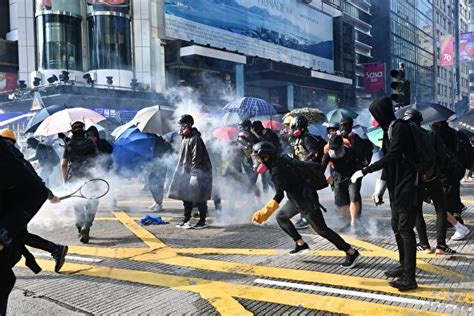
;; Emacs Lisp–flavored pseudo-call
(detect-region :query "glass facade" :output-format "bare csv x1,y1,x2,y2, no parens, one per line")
87,14,132,70
36,14,83,71
390,0,435,102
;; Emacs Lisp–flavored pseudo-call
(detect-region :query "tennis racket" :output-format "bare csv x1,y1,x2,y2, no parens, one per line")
59,178,110,200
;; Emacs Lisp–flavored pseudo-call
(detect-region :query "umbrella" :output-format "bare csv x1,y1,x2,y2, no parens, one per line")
308,123,327,140
396,103,455,124
223,97,277,117
367,127,383,148
212,126,239,142
352,125,368,139
450,109,474,132
263,120,283,131
113,127,157,171
34,108,106,136
24,104,70,134
221,112,241,126
326,108,358,124
130,105,163,134
271,103,290,114
111,121,135,139
286,107,326,124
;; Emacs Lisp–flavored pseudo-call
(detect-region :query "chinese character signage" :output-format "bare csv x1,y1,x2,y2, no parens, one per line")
440,35,454,66
364,63,385,94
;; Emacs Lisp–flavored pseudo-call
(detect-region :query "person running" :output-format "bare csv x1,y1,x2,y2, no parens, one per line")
169,114,213,229
351,96,419,291
340,116,374,164
322,134,367,229
61,121,99,243
251,141,361,268
26,136,60,186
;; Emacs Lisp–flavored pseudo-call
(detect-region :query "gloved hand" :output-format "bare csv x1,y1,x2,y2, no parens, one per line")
351,170,364,183
252,200,280,224
372,179,386,206
372,194,384,206
190,176,198,187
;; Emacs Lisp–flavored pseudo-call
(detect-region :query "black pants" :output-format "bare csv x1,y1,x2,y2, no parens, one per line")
183,201,207,222
392,208,417,280
276,192,351,252
148,169,167,204
415,178,447,247
24,232,57,254
0,268,15,316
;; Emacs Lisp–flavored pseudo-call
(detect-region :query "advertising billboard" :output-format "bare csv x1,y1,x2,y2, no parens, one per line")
0,72,18,92
440,35,454,67
364,63,385,94
459,32,474,63
164,0,334,72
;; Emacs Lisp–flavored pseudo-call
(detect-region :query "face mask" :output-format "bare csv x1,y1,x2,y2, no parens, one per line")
292,129,302,137
180,124,191,136
72,130,85,137
256,163,268,174
328,146,346,159
252,155,268,174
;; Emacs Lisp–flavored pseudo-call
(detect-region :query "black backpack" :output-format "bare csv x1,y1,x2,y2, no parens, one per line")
281,155,328,191
388,120,436,182
303,133,326,163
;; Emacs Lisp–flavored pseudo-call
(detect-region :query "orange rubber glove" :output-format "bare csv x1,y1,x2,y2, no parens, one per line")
252,200,280,224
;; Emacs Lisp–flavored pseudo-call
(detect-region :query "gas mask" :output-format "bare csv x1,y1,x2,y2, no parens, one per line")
179,124,192,137
292,128,302,138
328,146,346,159
72,129,85,138
252,155,268,174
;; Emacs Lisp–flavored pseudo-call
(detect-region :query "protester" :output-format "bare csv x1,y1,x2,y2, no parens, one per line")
325,122,340,139
251,141,361,267
169,114,213,229
280,115,294,155
26,136,60,186
289,115,326,229
251,120,281,153
87,126,113,155
61,121,99,243
236,131,261,202
238,119,258,145
351,96,419,291
340,116,373,164
322,134,367,229
148,136,173,212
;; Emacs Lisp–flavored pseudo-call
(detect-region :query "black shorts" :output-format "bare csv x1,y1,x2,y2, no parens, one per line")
333,178,362,207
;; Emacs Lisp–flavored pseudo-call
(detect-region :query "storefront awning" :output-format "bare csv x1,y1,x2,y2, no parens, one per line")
180,45,247,64
311,70,353,85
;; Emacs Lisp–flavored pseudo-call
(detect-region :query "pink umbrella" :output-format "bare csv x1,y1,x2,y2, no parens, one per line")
212,126,239,142
263,120,283,131
35,107,106,136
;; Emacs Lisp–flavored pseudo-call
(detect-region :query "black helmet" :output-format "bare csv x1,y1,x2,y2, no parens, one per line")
325,122,340,130
252,141,277,158
251,120,264,133
178,114,194,125
340,116,354,125
290,115,308,130
239,119,252,130
402,108,423,124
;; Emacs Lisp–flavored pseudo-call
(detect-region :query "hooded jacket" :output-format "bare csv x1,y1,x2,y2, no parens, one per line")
168,128,213,203
363,97,419,211
87,126,113,155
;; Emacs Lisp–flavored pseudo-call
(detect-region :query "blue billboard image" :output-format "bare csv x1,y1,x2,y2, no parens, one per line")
164,0,334,72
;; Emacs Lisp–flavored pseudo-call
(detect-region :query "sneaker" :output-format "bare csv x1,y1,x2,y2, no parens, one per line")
79,228,90,244
416,243,433,254
295,218,309,230
151,203,163,212
289,242,310,255
340,249,361,268
52,245,68,273
389,276,418,292
193,221,208,229
384,266,403,278
451,225,470,241
148,203,157,210
454,213,465,225
435,245,457,255
176,221,192,229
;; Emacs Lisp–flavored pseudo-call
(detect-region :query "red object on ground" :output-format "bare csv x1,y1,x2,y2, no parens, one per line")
263,120,283,131
212,126,239,141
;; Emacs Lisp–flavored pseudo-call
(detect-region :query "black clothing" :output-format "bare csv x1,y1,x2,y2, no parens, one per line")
96,139,113,155
63,135,98,181
183,201,207,222
293,133,325,163
24,232,57,254
258,129,282,154
322,147,366,180
347,132,373,164
391,208,417,281
29,143,59,167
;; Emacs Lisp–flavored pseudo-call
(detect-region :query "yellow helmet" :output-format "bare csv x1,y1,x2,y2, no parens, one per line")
0,128,16,143
283,115,294,126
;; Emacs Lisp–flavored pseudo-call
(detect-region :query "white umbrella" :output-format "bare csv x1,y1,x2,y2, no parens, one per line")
34,108,106,136
130,105,162,134
111,121,135,139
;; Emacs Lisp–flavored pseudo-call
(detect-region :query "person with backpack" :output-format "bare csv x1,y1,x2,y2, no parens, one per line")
26,137,60,186
401,109,461,254
289,115,326,229
322,134,367,229
61,121,99,243
251,141,361,267
351,96,419,291
340,116,373,164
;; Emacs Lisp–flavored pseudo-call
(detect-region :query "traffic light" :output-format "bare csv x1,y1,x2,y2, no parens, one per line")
390,68,411,106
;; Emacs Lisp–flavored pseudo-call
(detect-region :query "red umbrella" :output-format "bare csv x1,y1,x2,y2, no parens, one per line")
263,120,283,131
212,126,239,142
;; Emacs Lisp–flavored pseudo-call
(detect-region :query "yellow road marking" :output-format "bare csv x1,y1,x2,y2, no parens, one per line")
22,259,446,316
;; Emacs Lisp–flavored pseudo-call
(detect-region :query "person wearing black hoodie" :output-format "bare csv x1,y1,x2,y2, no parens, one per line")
169,114,213,229
351,96,419,291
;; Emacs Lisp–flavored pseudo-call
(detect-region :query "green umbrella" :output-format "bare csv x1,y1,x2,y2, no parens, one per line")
284,107,326,124
367,126,383,148
326,108,358,124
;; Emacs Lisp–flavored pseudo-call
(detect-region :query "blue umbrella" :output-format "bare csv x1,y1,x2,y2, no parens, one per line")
308,123,327,140
223,97,277,118
113,127,157,171
24,104,70,134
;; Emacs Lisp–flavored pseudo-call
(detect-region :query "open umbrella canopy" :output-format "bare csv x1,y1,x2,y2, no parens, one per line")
326,108,358,123
450,109,474,133
286,107,326,124
308,123,327,140
367,127,383,148
212,126,239,142
34,108,106,136
130,105,163,134
223,97,277,117
395,103,455,124
24,104,70,134
221,112,241,126
263,119,283,131
111,121,135,139
113,127,158,171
